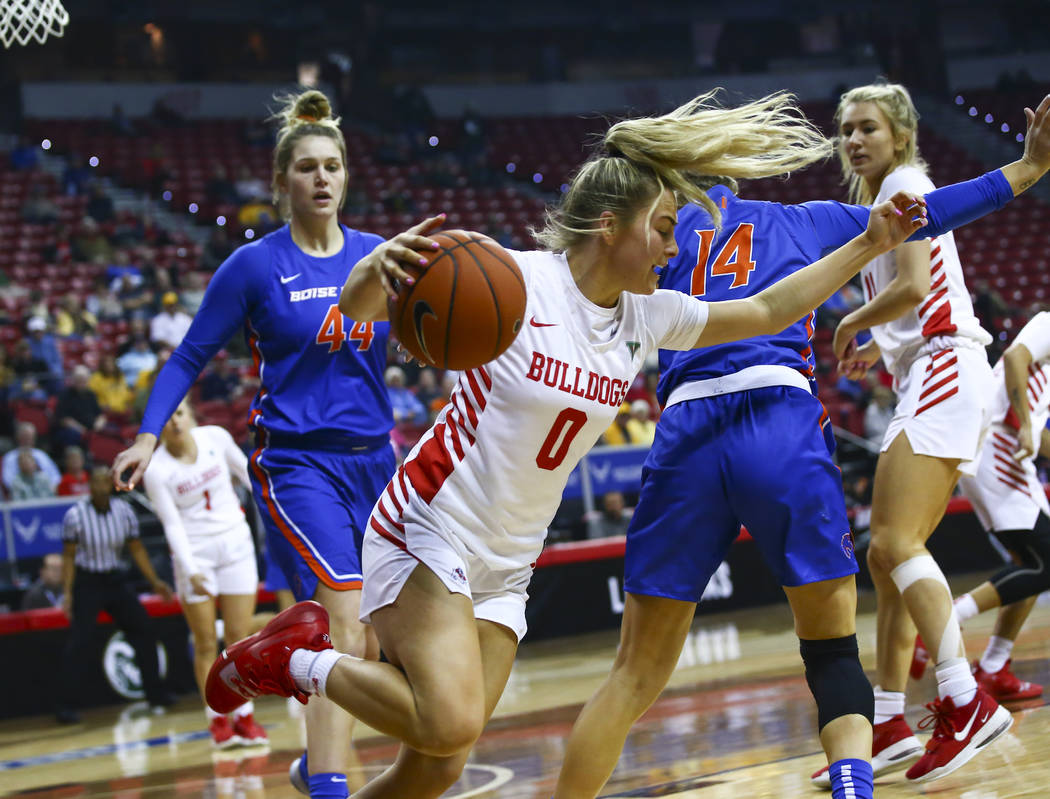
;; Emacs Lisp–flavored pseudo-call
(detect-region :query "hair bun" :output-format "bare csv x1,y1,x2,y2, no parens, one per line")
293,90,331,124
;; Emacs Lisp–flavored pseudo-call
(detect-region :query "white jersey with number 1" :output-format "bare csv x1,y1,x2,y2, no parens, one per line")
369,249,710,573
143,425,251,577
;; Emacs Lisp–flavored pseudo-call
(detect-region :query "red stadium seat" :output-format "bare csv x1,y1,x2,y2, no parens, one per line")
84,430,129,468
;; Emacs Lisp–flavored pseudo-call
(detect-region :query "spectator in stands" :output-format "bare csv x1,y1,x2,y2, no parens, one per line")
53,293,98,339
56,445,90,497
85,274,124,322
625,400,656,446
234,165,268,204
863,384,895,447
139,142,173,197
89,353,133,415
413,368,444,411
62,154,92,196
150,291,193,350
2,421,60,493
586,491,634,539
54,365,106,449
206,163,240,206
131,346,171,420
9,340,52,400
21,552,65,610
25,289,49,323
601,403,634,446
385,365,426,424
344,177,371,215
180,272,207,314
26,316,64,387
41,223,73,265
201,227,234,273
21,184,60,224
115,271,155,321
86,182,116,224
72,217,113,263
117,330,158,387
199,351,240,402
9,135,39,171
10,449,56,500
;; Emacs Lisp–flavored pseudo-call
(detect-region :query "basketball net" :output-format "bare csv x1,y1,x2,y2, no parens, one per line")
0,0,69,48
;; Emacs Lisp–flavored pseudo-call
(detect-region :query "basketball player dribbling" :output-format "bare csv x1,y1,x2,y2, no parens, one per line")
110,88,440,798
205,90,930,799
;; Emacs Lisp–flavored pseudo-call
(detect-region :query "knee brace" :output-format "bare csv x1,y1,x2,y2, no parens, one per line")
991,516,1050,604
800,635,874,731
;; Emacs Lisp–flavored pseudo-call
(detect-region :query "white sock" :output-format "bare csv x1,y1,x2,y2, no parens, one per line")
936,656,977,707
980,635,1014,674
205,705,224,720
954,594,979,624
288,648,348,698
232,700,254,718
873,686,906,724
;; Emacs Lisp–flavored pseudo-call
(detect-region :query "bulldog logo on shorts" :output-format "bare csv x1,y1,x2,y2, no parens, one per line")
841,532,856,560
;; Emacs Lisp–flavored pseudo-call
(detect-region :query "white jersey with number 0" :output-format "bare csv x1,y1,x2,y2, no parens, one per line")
143,425,251,576
862,165,991,379
370,249,709,572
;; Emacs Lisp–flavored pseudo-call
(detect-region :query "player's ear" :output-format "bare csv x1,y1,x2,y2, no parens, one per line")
598,210,617,243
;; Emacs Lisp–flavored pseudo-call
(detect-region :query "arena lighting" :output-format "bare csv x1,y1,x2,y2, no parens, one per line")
1017,133,1025,142
216,216,226,226
88,156,99,166
176,247,187,257
968,106,978,117
428,136,439,146
984,113,994,123
532,173,543,184
162,190,172,201
560,183,570,193
955,95,965,105
505,162,516,173
1002,123,1010,133
40,139,51,150
188,203,198,213
245,229,255,239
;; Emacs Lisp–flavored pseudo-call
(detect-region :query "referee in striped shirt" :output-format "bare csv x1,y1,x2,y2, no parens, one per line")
57,465,176,723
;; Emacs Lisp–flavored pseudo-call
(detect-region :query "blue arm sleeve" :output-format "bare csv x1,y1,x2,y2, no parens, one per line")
789,169,1014,256
139,242,269,436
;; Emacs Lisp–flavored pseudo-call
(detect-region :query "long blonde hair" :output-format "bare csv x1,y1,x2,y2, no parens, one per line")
270,89,349,220
834,82,927,205
535,90,832,251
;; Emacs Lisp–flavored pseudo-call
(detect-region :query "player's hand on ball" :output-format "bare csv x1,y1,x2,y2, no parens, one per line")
863,191,927,252
367,213,446,298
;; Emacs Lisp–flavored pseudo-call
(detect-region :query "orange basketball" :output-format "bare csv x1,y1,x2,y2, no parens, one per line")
387,230,526,369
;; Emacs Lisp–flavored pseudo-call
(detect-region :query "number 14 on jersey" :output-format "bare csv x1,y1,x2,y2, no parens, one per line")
690,223,757,297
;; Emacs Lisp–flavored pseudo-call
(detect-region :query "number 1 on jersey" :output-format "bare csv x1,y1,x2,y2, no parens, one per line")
690,223,757,297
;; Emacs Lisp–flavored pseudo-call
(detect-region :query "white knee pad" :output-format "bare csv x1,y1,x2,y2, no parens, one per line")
890,554,959,663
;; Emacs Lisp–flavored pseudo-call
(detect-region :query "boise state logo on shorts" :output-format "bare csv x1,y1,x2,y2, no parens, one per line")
450,567,466,585
841,532,856,561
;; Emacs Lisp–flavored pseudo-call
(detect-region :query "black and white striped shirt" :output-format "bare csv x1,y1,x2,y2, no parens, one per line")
62,498,140,573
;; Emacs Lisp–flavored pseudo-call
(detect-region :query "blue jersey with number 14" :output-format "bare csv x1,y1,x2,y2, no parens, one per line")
657,173,1013,405
140,224,392,442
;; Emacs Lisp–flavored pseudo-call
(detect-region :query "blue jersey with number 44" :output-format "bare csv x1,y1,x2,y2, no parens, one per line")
140,224,392,441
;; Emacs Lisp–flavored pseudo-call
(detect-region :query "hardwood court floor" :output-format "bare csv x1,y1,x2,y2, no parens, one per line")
4,579,1050,798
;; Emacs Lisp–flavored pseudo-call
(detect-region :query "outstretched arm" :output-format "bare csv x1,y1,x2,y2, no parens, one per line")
695,193,927,348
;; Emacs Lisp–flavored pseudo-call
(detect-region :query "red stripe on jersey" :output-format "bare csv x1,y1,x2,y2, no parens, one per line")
864,273,876,300
477,366,492,391
385,480,404,514
449,405,475,446
376,499,406,534
993,468,1029,494
369,516,407,550
930,349,953,362
454,385,479,430
915,386,958,416
921,301,958,337
396,466,411,506
465,369,488,411
403,422,457,504
926,355,958,380
931,243,941,258
445,409,466,459
919,289,947,317
919,371,958,401
993,452,1026,477
993,431,1017,448
929,273,946,292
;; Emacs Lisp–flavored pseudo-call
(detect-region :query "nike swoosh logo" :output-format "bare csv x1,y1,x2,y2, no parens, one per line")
954,705,983,741
529,316,557,328
412,299,438,363
280,273,302,284
330,776,347,783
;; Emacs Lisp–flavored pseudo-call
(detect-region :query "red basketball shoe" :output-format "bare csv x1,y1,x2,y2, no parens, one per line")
910,634,931,680
206,601,332,714
232,712,269,745
974,659,1043,702
209,715,239,749
810,714,923,788
905,689,1013,782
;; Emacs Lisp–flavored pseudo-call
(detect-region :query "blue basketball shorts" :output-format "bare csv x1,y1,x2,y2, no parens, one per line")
262,538,291,594
624,386,858,602
249,435,397,602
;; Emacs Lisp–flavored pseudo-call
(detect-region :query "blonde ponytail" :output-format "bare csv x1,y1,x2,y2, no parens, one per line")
270,89,349,219
536,90,831,251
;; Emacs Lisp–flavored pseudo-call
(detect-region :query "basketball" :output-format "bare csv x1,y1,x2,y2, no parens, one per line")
387,230,527,370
